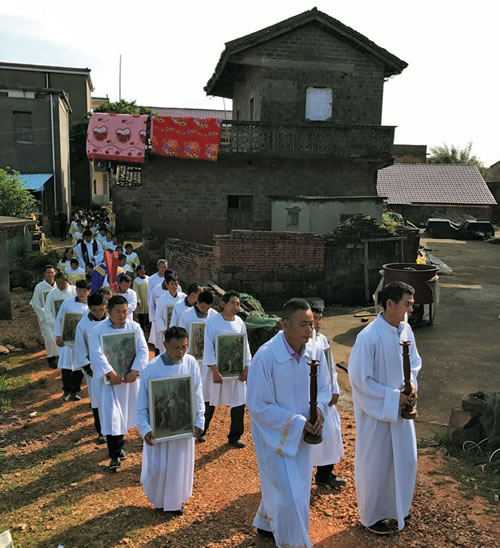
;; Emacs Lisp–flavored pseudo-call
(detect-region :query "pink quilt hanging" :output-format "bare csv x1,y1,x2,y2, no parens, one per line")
86,113,148,163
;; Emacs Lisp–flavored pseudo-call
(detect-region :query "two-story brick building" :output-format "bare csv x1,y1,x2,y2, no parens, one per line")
0,62,94,224
138,8,407,245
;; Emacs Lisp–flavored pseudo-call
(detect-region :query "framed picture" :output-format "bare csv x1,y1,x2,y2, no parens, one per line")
216,333,246,378
61,312,83,346
166,305,174,328
101,332,137,378
149,375,194,442
323,347,334,388
53,299,64,318
189,322,206,361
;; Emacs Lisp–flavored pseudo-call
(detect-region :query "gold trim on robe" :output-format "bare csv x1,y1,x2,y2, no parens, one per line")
276,417,292,456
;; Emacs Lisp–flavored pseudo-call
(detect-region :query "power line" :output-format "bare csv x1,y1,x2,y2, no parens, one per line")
0,130,87,156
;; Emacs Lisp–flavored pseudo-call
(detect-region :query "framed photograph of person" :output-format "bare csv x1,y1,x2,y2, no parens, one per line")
148,375,195,443
101,332,137,379
61,312,83,346
216,333,246,378
53,299,64,318
323,347,334,388
166,305,174,328
189,322,206,361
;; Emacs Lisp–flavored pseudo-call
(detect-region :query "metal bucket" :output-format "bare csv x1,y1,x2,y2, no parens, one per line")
382,263,438,305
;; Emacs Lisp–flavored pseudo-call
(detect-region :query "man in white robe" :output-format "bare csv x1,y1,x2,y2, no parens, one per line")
154,274,186,353
310,306,345,488
90,295,149,470
169,282,201,328
247,298,331,547
132,265,149,332
117,274,138,319
147,259,169,350
202,291,251,448
348,281,421,535
74,291,108,443
74,229,104,267
30,264,58,368
45,272,77,344
180,290,217,405
53,279,90,401
65,259,86,285
137,326,205,514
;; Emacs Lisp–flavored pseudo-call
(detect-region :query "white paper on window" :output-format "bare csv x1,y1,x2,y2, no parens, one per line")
305,87,332,121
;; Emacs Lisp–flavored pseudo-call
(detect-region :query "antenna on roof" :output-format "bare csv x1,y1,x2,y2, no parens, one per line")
119,54,122,102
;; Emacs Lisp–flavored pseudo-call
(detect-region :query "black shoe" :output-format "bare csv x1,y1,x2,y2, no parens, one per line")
48,357,57,369
316,474,347,488
197,433,207,443
70,393,81,401
119,449,127,460
97,435,106,444
256,528,274,539
366,520,392,535
169,507,184,516
228,439,246,448
62,392,71,402
109,458,121,470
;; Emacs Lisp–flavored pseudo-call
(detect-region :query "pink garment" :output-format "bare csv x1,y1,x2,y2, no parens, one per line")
87,113,148,163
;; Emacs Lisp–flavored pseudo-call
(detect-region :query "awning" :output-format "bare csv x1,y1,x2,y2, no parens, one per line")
20,173,53,192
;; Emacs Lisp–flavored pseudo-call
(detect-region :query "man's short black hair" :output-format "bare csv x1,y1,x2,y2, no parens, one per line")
76,279,91,290
222,290,240,303
70,258,79,266
164,326,188,343
108,295,128,310
88,292,105,307
119,274,132,285
98,286,112,296
311,307,323,315
282,298,311,321
187,282,202,295
55,271,69,281
165,273,179,284
125,243,133,249
85,262,94,269
83,229,92,237
44,264,55,271
198,290,214,305
136,264,145,273
118,253,127,261
380,281,415,309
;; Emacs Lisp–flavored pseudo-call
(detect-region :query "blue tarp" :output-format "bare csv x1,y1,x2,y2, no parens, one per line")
20,173,53,192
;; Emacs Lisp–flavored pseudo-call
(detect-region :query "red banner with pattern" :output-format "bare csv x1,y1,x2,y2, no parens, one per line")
151,116,221,162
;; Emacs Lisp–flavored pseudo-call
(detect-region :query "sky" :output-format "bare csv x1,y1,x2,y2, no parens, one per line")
0,0,498,166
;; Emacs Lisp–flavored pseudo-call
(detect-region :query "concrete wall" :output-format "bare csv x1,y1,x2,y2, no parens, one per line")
271,197,383,232
0,231,11,320
113,186,143,233
142,154,382,244
232,22,385,125
160,227,418,305
487,182,500,223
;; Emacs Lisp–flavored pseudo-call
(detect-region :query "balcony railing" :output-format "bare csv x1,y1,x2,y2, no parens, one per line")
219,121,394,159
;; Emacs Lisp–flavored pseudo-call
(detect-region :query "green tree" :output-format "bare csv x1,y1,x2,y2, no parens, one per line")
0,168,37,217
428,142,490,179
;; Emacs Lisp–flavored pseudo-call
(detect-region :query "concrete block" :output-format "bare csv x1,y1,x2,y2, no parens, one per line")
448,409,482,447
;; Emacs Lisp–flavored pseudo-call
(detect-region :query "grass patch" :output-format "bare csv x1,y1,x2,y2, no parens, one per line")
0,373,32,415
444,446,500,505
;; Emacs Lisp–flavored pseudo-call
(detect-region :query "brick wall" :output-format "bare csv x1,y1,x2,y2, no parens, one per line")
164,238,216,285
233,22,385,125
143,154,379,245
112,186,143,233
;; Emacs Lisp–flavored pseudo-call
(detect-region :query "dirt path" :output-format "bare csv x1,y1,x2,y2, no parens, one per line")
1,349,498,547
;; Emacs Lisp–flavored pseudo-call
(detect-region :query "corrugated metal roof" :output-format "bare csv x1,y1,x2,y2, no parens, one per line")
20,173,53,192
377,164,497,206
151,107,232,119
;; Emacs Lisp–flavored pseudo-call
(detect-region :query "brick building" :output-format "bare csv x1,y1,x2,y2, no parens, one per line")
137,8,407,244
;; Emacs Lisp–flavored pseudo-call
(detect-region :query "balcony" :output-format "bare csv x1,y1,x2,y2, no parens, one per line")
219,121,395,159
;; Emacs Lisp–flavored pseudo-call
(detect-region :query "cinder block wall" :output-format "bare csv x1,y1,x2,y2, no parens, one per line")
144,155,378,245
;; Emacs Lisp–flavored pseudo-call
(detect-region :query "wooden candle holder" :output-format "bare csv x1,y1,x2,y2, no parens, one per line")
304,359,323,444
400,341,417,420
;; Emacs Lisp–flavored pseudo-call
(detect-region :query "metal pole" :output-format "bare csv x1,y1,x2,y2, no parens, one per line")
46,73,57,212
119,54,122,102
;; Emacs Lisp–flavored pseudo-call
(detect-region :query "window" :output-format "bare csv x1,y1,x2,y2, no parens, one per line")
227,195,253,231
93,179,97,195
305,87,332,121
13,111,33,143
287,207,300,229
228,195,252,210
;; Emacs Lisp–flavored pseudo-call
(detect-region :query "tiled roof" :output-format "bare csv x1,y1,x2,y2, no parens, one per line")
150,107,232,119
377,164,497,206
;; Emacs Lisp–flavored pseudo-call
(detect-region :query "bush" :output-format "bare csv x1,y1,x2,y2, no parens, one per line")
9,246,61,290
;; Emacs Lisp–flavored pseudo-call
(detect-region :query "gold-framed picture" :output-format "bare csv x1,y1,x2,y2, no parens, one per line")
216,333,246,378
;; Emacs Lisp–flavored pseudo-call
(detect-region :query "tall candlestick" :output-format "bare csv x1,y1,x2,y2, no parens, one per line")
312,329,317,360
401,312,409,342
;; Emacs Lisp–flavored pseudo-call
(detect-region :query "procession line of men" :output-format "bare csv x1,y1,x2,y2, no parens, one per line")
31,262,420,545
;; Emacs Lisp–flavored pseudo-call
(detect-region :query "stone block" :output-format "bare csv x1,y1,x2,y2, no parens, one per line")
448,409,482,447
